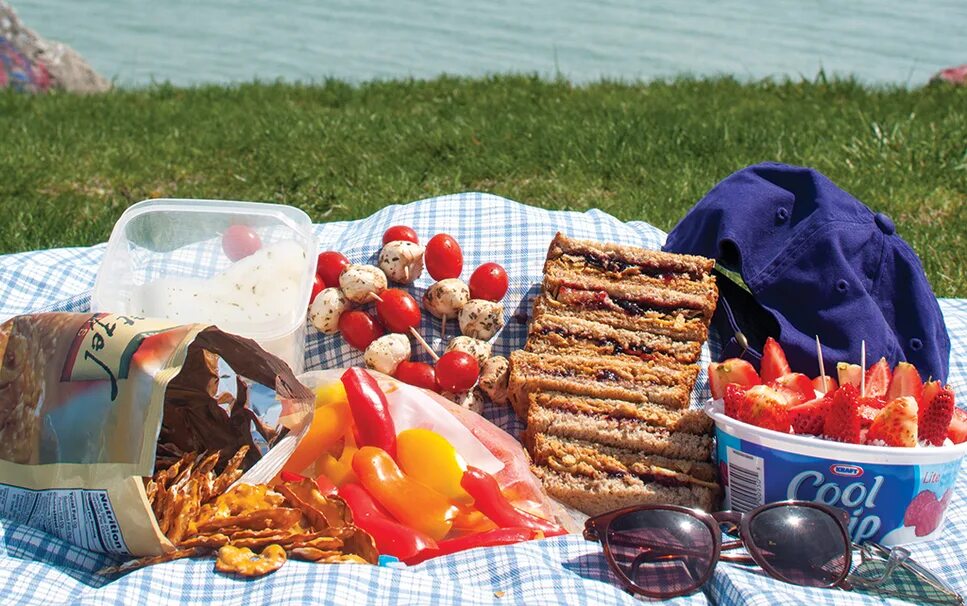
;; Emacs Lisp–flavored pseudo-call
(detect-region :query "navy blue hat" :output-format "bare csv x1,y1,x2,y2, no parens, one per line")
663,162,950,383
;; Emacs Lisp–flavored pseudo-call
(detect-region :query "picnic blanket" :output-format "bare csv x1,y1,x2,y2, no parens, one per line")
1,193,965,605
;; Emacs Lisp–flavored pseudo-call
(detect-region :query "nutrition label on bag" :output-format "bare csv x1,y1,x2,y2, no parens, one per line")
0,483,129,554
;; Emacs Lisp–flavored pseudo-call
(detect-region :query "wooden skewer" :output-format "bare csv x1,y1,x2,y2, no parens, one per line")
441,315,447,338
860,340,866,397
410,327,439,361
816,335,827,392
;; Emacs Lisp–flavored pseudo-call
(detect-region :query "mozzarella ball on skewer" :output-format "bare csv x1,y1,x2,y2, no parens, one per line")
458,299,504,340
363,333,411,375
444,336,492,366
308,287,350,334
378,240,425,284
422,278,470,320
339,264,387,304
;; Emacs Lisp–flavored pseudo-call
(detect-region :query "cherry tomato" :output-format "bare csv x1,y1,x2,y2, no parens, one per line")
310,273,325,305
222,225,262,261
317,251,351,288
376,288,422,333
338,311,384,351
382,226,419,245
469,262,508,301
425,234,463,280
435,351,479,392
394,361,440,393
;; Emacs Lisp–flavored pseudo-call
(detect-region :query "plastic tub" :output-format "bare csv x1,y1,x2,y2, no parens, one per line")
705,400,967,546
92,199,317,373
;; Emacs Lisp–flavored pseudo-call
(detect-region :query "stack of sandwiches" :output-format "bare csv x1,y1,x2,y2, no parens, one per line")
508,233,720,515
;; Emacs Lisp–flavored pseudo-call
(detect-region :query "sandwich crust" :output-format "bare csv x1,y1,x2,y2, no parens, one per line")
531,294,710,343
532,465,719,515
526,312,702,364
544,233,716,278
507,351,697,418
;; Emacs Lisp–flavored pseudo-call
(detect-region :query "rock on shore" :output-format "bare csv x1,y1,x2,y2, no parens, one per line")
0,1,110,93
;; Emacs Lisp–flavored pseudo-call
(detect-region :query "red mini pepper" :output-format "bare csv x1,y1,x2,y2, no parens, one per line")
340,368,397,457
404,527,540,565
314,474,338,496
338,482,437,561
460,466,566,535
279,470,307,483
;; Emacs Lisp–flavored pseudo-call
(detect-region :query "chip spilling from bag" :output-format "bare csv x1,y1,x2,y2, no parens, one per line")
0,312,315,557
99,447,377,576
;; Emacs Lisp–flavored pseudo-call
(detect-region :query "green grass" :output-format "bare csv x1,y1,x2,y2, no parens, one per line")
1,75,965,295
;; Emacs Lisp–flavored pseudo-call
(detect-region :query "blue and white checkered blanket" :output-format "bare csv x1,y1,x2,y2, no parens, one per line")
1,193,965,605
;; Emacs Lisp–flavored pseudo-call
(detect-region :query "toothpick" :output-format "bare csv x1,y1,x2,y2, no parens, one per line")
410,327,439,361
368,292,384,304
403,265,410,282
816,335,827,392
860,340,866,397
441,315,447,338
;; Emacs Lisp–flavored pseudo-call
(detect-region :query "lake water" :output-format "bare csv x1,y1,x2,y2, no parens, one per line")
13,0,967,87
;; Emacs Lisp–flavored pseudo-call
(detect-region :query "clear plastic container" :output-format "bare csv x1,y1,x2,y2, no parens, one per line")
92,199,317,373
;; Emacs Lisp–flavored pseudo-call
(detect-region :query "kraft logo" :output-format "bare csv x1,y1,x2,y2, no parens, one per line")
830,464,864,478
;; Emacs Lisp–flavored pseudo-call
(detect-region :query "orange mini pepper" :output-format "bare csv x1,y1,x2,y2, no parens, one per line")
283,381,352,475
396,428,470,503
352,446,458,541
317,431,358,487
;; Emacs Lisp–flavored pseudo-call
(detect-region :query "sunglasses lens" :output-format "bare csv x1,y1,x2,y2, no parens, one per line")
605,509,715,597
748,505,849,586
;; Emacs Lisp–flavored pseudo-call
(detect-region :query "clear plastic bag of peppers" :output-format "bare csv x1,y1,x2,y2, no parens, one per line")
280,368,572,564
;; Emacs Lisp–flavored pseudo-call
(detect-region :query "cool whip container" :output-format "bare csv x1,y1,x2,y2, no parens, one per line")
706,400,967,546
92,199,317,373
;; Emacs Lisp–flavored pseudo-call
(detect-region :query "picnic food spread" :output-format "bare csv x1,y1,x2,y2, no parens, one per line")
1,167,964,602
508,233,720,514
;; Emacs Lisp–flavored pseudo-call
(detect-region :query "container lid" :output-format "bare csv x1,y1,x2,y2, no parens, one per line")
92,198,317,339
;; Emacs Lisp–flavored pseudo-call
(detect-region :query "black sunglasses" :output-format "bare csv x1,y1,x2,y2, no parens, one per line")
584,500,853,598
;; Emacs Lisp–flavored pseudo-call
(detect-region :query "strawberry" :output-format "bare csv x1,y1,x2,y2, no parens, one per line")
789,395,829,435
812,375,838,394
886,362,923,403
837,362,863,389
922,380,944,409
770,373,815,405
864,357,892,398
823,384,862,443
858,403,880,428
760,337,792,383
741,385,791,433
867,396,919,447
919,386,955,446
707,358,760,400
949,408,967,445
723,383,748,419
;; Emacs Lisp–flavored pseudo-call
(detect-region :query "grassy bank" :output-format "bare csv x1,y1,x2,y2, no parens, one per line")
0,76,965,295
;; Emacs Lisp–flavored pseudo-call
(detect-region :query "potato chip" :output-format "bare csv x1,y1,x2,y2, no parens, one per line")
275,482,331,530
340,528,379,565
283,480,353,527
215,544,286,577
197,507,302,534
282,536,343,551
288,547,342,562
138,446,376,576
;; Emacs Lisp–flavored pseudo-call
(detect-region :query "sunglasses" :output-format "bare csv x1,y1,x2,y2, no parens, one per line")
584,500,852,599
